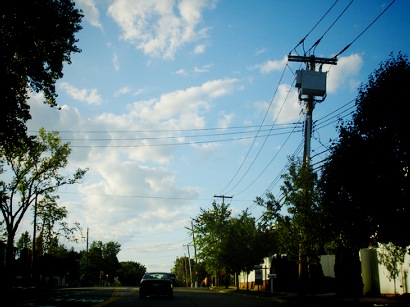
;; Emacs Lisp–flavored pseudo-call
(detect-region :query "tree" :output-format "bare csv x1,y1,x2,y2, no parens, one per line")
172,256,193,287
0,0,83,146
35,194,83,255
193,202,268,288
320,52,409,296
377,242,406,294
118,261,146,286
257,157,325,294
0,128,87,284
193,201,231,277
80,241,121,286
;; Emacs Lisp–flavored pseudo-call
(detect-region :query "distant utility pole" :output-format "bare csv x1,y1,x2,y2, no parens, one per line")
287,54,337,294
183,244,193,287
214,195,233,205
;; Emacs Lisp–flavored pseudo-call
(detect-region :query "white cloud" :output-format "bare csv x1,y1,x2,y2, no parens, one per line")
194,43,206,54
255,84,300,124
107,0,213,59
255,48,266,56
59,82,102,105
114,86,131,97
257,55,288,74
218,113,235,129
113,52,120,71
76,0,103,29
193,64,213,73
325,53,363,94
175,68,188,75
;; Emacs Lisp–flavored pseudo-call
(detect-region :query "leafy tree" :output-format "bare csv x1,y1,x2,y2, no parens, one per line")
377,242,406,294
0,0,83,146
0,128,87,284
35,194,83,254
172,256,193,287
193,202,268,288
80,241,121,286
319,52,409,296
193,201,231,276
257,157,324,293
118,261,146,286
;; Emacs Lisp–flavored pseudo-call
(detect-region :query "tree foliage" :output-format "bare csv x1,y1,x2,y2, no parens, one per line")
118,261,146,286
320,53,409,250
0,0,83,145
0,128,87,282
80,241,121,286
35,194,83,254
192,201,269,286
377,242,406,294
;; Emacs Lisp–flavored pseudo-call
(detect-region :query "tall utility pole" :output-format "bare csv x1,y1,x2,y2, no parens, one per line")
288,55,337,165
86,227,89,280
288,54,337,294
214,195,233,205
185,221,199,287
191,221,198,287
184,244,193,287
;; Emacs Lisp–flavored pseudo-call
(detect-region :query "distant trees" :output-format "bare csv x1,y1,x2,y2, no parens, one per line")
80,241,122,286
0,0,83,146
192,201,270,288
172,256,196,287
118,261,146,286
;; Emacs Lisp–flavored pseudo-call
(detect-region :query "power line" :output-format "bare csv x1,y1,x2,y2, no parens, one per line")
289,0,340,55
218,63,291,195
225,76,298,196
333,0,396,59
306,0,354,55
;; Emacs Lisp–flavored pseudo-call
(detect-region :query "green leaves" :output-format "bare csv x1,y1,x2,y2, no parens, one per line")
192,202,268,276
0,0,83,146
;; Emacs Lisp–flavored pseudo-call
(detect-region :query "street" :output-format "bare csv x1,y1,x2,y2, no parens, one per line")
10,287,284,307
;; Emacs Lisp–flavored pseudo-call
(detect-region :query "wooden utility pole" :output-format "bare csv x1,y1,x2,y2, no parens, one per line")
184,244,193,287
288,54,337,295
213,195,233,205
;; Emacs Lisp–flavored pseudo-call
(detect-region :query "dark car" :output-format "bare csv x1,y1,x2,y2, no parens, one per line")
139,272,173,299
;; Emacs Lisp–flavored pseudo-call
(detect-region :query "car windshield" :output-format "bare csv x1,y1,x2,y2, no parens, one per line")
143,273,170,280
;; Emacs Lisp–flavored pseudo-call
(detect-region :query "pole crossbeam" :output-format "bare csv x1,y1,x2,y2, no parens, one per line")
288,54,338,65
213,195,233,205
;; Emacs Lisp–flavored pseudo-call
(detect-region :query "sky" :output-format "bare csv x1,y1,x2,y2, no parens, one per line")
19,0,409,273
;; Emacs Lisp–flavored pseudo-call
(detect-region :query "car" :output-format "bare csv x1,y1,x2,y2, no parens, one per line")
139,272,173,299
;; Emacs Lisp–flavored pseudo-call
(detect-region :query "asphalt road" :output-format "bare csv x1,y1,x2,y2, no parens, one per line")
9,287,284,307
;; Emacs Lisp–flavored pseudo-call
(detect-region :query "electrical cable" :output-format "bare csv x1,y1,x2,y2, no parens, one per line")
225,77,298,196
333,0,396,59
306,0,354,56
289,0,339,55
217,62,290,195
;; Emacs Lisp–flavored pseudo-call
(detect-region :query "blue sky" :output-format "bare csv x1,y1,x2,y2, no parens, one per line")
22,0,409,273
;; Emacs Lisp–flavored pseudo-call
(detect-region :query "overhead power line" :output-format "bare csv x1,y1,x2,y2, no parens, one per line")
333,0,396,59
290,0,339,55
306,0,353,55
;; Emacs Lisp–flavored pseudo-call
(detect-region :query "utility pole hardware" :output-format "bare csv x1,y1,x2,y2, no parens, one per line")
213,195,233,205
288,54,337,294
